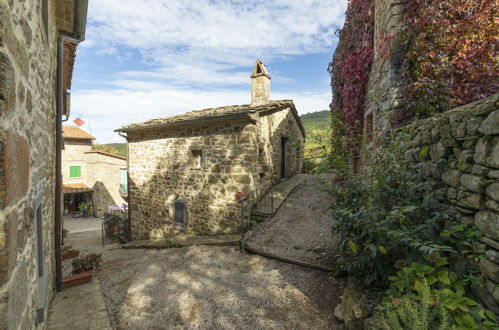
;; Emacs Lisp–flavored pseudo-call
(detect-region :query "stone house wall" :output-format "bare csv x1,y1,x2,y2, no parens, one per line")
84,153,126,217
62,141,126,217
61,139,92,184
398,93,499,313
0,0,59,328
127,107,304,239
257,108,305,183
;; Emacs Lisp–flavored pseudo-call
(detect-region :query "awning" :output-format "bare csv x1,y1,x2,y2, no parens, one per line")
62,183,93,194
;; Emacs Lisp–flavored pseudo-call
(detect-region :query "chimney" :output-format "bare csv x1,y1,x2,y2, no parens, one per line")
251,60,271,105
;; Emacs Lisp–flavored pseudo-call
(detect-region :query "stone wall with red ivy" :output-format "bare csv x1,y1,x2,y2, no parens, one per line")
330,0,498,148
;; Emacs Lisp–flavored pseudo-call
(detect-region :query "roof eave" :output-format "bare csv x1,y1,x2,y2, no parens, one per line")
115,111,253,133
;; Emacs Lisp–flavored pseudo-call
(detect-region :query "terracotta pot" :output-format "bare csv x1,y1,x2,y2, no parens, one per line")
62,271,93,288
112,225,119,233
62,250,80,260
61,245,73,254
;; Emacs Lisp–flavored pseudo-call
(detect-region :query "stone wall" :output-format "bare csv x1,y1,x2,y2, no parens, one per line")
85,152,126,217
128,119,256,238
399,93,499,313
363,0,407,139
127,107,304,239
0,0,59,328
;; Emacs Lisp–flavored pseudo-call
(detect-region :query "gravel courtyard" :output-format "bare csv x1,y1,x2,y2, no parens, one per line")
62,174,345,329
95,245,345,330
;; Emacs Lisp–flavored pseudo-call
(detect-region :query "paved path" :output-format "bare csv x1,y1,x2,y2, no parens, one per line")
63,215,103,233
254,174,308,215
47,279,112,330
245,174,339,269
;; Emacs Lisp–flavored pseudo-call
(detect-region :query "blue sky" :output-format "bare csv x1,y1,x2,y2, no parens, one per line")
71,0,348,143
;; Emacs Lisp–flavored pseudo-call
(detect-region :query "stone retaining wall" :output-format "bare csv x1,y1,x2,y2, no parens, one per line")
399,93,499,313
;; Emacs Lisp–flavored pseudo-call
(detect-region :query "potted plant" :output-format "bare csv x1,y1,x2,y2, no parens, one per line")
62,228,69,238
61,245,72,254
62,248,80,260
77,201,93,217
62,253,103,288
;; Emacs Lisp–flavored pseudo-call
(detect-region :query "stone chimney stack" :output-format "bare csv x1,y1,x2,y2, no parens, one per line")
251,60,271,105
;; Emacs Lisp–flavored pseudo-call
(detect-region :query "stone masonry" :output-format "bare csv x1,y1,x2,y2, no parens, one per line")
399,94,499,313
0,1,86,329
363,0,407,139
0,1,59,328
118,62,305,239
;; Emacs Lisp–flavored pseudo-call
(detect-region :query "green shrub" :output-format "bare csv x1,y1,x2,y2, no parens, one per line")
380,280,452,330
385,257,497,329
329,145,451,285
71,253,103,274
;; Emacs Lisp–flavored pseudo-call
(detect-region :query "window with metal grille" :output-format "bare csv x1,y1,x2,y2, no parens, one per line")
70,165,81,178
174,201,186,230
36,204,44,277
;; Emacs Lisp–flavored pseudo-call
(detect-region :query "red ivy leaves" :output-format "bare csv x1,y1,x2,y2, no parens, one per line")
329,0,374,147
403,0,498,115
339,46,374,130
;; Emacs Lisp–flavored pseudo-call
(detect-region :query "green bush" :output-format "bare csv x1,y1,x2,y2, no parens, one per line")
385,257,497,329
380,280,452,330
329,146,451,285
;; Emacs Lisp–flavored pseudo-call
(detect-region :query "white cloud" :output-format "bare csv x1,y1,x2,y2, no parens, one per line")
71,0,344,142
71,86,330,143
81,0,347,86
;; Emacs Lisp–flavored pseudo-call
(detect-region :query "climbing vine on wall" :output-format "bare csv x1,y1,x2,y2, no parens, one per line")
402,0,498,117
328,0,374,163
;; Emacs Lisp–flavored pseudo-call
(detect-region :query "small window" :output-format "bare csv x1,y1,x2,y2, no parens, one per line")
364,112,374,143
70,166,81,178
174,201,187,231
189,149,203,169
36,204,44,277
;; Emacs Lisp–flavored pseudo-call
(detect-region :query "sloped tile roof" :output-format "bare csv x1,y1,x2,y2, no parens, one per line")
115,100,301,133
62,183,92,194
85,151,126,161
62,126,95,140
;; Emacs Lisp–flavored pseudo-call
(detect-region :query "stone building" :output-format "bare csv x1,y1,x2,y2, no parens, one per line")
62,126,127,217
332,0,499,315
0,0,87,328
116,60,306,239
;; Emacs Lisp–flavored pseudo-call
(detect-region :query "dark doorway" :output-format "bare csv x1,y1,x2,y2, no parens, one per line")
174,200,187,231
280,137,288,178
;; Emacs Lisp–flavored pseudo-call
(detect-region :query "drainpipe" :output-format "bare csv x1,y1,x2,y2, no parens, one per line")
117,131,132,241
55,36,81,291
55,0,88,292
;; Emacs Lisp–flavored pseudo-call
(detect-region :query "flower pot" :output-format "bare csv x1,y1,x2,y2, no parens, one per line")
62,250,80,260
61,245,73,254
62,271,93,288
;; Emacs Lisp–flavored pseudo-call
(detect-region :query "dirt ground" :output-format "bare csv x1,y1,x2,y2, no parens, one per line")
245,174,339,268
62,175,345,329
97,245,345,330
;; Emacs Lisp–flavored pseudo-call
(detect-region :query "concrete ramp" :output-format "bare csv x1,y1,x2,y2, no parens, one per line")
244,174,339,271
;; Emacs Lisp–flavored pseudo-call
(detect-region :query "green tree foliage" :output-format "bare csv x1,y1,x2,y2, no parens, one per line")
92,143,126,158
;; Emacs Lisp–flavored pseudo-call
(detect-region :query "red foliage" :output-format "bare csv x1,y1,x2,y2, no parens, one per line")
339,46,374,130
329,0,374,158
403,0,498,115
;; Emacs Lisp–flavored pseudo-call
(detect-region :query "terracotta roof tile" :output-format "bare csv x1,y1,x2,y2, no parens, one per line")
85,151,126,160
62,126,95,140
62,183,92,194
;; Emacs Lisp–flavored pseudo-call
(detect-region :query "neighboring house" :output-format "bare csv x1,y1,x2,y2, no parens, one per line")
62,126,127,217
116,61,306,239
0,0,88,328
